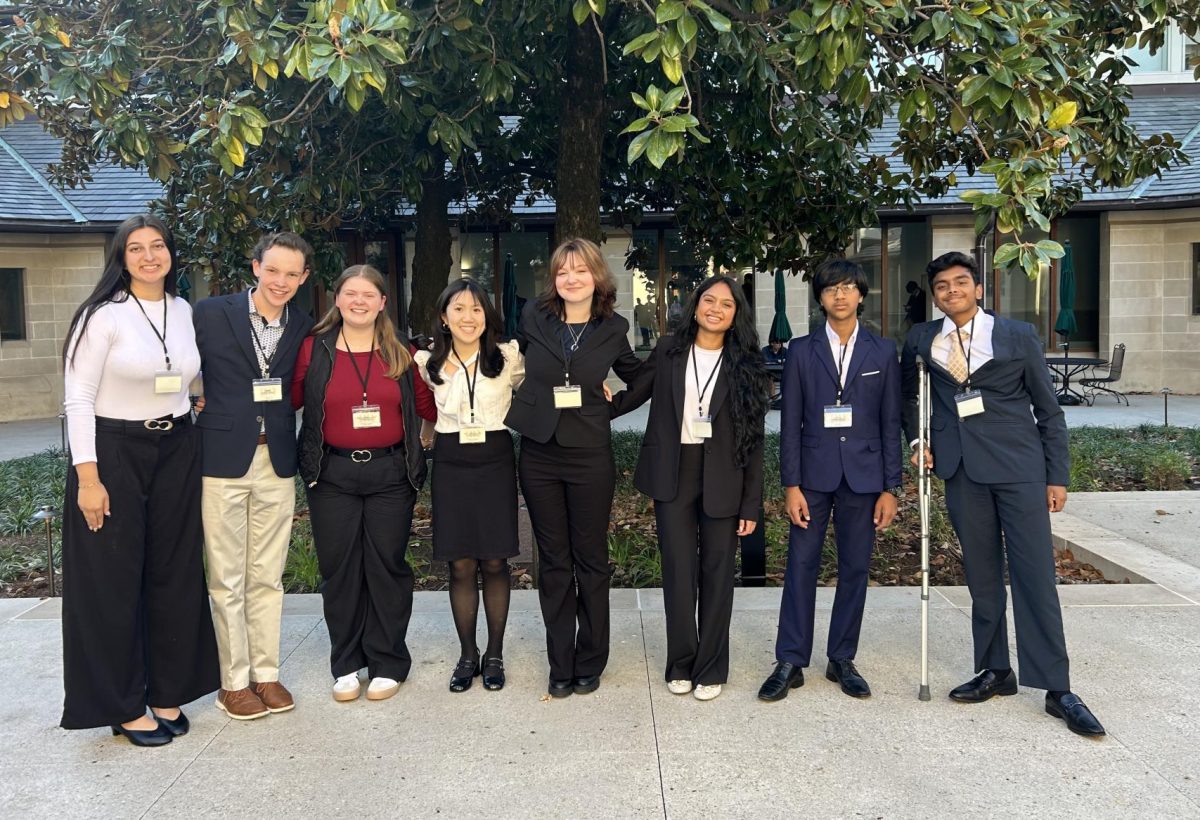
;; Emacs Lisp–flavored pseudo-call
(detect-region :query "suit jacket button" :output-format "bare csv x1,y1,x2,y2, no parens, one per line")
839,436,846,442
256,415,264,424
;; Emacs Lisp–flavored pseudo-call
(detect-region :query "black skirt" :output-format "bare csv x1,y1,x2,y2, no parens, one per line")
431,430,520,561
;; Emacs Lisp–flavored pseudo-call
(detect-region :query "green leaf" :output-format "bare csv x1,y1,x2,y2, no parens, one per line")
646,128,673,168
661,86,686,110
627,129,653,164
227,136,245,167
661,55,683,85
572,0,590,26
931,11,951,41
993,243,1020,267
622,31,659,56
702,7,731,33
678,13,698,44
1046,100,1077,130
657,1,684,24
950,107,967,133
1035,239,1065,259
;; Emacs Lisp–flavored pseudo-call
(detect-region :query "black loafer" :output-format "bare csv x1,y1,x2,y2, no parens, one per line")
1046,692,1106,737
757,661,804,702
949,668,1019,703
826,659,871,698
155,710,189,737
548,678,574,698
482,657,505,691
573,675,600,695
449,655,480,693
111,722,173,747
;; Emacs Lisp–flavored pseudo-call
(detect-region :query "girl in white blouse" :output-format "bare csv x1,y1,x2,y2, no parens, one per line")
60,214,219,746
415,277,524,692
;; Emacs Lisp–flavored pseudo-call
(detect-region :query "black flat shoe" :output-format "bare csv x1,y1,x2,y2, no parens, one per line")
573,675,600,695
111,722,173,747
449,655,481,693
548,678,573,698
482,657,505,691
949,668,1018,703
1046,692,1106,737
155,710,189,737
826,659,871,698
757,661,804,702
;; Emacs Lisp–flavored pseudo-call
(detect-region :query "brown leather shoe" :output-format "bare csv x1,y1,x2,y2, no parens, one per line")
216,687,270,720
252,681,295,713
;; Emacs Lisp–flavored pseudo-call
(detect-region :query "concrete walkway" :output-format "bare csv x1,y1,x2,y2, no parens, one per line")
2,488,1199,819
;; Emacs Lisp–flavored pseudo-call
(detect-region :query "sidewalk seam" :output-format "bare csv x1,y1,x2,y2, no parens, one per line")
638,609,669,820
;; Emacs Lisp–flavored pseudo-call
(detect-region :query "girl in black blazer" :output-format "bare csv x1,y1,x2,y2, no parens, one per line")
613,275,769,701
504,237,642,698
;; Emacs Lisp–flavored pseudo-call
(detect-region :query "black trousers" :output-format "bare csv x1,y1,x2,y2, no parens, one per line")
307,448,417,681
61,418,219,730
518,437,614,681
654,445,738,686
944,468,1070,691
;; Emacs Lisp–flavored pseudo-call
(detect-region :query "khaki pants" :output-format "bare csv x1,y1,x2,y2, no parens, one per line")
202,445,295,691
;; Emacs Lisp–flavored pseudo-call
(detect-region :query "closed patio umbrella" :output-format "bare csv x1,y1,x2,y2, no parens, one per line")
769,269,792,342
1054,242,1077,356
502,252,519,339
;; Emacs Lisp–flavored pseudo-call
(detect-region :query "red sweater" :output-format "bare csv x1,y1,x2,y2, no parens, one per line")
292,337,436,449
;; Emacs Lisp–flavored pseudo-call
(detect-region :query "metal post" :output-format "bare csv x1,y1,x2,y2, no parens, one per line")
31,506,60,597
1161,387,1172,427
916,355,932,702
58,410,66,455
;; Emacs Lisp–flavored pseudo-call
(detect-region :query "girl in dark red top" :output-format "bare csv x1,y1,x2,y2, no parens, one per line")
292,265,435,703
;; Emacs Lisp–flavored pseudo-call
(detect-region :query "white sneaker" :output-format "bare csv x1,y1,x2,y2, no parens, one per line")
667,679,693,695
693,684,722,701
332,673,361,702
366,677,401,701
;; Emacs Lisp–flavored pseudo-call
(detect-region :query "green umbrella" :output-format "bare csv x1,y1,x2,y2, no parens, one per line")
1053,242,1077,342
502,253,519,339
769,269,792,341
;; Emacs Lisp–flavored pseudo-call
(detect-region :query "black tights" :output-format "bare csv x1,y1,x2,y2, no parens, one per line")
448,558,511,660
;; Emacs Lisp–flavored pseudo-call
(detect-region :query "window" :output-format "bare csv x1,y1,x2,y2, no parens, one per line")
1193,244,1200,316
0,268,25,341
627,228,713,343
842,220,931,342
1120,24,1200,82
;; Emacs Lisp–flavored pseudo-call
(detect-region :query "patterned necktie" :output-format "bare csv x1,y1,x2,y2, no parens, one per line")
946,329,970,384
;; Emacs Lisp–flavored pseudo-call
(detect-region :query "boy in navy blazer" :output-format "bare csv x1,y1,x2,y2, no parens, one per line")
759,260,902,702
193,232,313,720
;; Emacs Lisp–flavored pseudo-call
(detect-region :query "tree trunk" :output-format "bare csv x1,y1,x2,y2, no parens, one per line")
409,175,455,338
554,15,606,245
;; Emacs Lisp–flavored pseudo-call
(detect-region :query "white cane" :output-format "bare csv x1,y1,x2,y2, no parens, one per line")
916,354,932,701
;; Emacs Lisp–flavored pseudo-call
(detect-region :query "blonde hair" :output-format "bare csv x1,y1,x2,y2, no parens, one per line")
312,265,412,378
536,237,616,320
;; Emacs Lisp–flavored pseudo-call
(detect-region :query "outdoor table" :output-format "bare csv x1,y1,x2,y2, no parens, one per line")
1045,356,1106,406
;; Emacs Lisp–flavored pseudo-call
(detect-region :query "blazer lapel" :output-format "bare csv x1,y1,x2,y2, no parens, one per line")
272,302,308,369
707,358,730,418
811,331,840,389
531,309,566,365
671,345,687,420
839,328,873,394
224,292,261,374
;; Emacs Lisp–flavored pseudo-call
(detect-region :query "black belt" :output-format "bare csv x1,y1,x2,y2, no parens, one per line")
95,414,191,433
325,443,401,463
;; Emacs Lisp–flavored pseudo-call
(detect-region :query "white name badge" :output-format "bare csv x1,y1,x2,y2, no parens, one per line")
154,370,182,394
553,385,583,409
691,415,713,439
955,389,985,418
459,424,486,444
823,404,853,428
252,378,283,403
351,403,382,429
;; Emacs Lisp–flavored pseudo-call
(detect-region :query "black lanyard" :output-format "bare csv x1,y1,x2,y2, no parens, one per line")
340,328,375,405
249,302,288,378
452,346,479,422
834,334,852,405
691,344,724,417
953,315,976,389
561,320,591,383
130,292,170,370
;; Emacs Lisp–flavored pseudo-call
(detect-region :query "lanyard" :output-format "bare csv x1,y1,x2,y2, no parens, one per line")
561,320,590,384
130,293,170,370
452,346,479,422
691,344,724,417
835,338,851,405
249,302,288,378
340,327,375,405
953,315,976,389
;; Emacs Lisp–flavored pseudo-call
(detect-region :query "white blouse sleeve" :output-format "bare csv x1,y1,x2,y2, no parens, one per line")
63,306,117,465
502,340,525,391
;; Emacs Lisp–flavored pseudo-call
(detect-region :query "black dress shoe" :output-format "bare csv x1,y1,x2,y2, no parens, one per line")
1045,692,1106,737
155,710,189,737
111,722,173,747
548,678,574,698
449,655,481,693
757,661,804,702
949,668,1019,703
482,657,505,691
573,675,600,695
825,659,871,698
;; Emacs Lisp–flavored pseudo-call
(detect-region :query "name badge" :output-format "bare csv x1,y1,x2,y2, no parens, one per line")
155,370,182,394
691,415,713,439
955,389,985,418
553,385,583,409
823,405,853,428
351,404,382,429
252,378,283,403
459,424,486,444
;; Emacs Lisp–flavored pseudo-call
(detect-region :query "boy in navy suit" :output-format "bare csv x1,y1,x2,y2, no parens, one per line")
759,260,902,701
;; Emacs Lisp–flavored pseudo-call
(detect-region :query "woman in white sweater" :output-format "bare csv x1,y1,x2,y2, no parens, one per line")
61,214,218,746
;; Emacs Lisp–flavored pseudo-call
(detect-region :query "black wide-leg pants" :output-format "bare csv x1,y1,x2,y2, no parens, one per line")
518,437,615,681
306,449,417,682
61,419,219,730
654,445,738,686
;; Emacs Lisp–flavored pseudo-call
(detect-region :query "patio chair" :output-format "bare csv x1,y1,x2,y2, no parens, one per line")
1080,343,1128,406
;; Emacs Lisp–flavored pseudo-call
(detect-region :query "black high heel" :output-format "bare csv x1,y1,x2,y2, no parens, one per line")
111,722,173,747
155,710,190,737
482,657,505,691
449,654,481,693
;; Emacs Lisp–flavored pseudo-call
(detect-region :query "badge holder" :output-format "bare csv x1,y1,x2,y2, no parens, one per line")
352,403,382,429
955,389,985,418
824,404,853,428
691,415,713,439
553,384,583,409
458,404,486,444
252,377,283,402
155,370,183,394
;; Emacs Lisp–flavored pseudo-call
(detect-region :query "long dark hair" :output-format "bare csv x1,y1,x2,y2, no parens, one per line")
426,277,505,385
671,275,769,467
63,213,179,367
